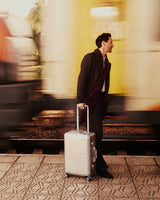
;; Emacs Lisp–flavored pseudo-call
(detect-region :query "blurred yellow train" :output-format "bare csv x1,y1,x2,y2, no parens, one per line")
41,0,160,124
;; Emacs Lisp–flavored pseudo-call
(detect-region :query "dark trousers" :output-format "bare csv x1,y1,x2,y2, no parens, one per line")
89,92,107,171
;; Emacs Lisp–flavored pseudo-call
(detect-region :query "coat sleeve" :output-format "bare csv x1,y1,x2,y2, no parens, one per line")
77,53,92,103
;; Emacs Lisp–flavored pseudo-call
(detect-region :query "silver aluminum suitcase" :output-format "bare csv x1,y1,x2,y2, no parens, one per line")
64,105,97,181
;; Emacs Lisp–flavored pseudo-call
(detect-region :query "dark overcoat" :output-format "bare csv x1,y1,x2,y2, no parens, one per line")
77,49,111,108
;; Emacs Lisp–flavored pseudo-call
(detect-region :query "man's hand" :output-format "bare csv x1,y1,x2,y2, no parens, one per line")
77,103,86,110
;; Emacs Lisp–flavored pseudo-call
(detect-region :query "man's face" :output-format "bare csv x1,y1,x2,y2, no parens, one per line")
103,37,114,53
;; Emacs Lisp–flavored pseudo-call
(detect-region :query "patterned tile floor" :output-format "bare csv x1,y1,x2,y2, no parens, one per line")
0,154,159,200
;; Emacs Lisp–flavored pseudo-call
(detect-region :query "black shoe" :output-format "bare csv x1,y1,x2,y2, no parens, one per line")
96,169,113,179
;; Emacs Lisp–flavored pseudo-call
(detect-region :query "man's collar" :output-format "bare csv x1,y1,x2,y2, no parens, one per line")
95,48,107,58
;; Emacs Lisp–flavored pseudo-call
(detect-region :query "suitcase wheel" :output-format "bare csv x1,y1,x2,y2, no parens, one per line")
87,176,91,181
65,173,70,178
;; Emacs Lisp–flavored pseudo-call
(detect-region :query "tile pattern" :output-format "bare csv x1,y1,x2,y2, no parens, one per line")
126,157,160,200
0,155,159,199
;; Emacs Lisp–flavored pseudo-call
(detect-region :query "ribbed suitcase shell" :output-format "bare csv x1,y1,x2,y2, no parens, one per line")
64,105,97,181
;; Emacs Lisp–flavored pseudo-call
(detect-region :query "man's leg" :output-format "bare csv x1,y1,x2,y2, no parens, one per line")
89,105,107,170
89,93,113,178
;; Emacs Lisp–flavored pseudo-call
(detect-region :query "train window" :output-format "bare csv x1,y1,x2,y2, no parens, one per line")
90,6,125,40
90,6,119,17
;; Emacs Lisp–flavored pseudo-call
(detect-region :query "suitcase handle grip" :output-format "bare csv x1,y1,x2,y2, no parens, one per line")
77,105,89,132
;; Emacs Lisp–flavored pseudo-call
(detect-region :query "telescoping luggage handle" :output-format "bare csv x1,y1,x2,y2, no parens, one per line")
77,104,89,133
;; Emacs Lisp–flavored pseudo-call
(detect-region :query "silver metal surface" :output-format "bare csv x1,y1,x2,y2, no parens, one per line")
77,104,89,132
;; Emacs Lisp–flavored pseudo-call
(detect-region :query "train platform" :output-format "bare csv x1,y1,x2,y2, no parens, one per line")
0,154,159,200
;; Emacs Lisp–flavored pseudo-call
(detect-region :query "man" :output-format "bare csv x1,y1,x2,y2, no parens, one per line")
77,33,114,179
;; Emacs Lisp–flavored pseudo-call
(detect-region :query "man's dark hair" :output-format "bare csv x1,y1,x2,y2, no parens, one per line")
95,33,111,48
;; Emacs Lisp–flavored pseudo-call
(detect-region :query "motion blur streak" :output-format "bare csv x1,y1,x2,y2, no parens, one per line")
41,0,160,115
